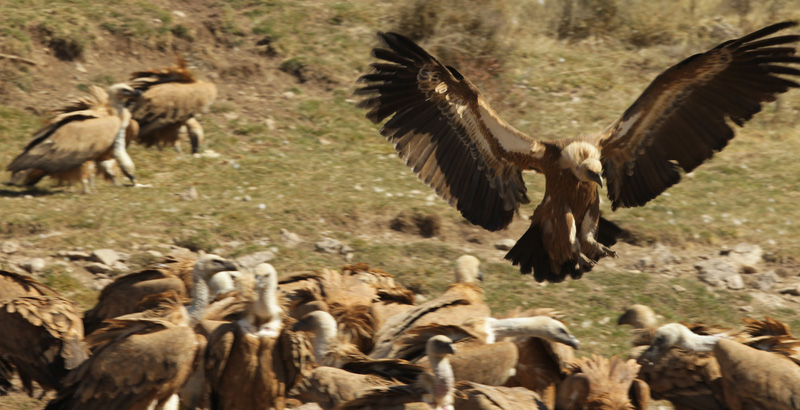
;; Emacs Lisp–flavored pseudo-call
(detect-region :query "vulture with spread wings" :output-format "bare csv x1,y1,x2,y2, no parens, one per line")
356,22,800,282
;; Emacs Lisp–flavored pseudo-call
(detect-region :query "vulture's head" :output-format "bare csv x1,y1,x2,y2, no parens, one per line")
639,323,722,365
561,141,603,187
618,304,658,329
454,255,483,283
531,316,581,349
208,271,237,296
426,335,456,358
192,254,238,281
107,83,141,104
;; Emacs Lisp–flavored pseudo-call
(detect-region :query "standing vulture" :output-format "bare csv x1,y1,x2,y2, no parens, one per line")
7,84,139,192
356,22,800,282
205,264,313,410
129,56,218,154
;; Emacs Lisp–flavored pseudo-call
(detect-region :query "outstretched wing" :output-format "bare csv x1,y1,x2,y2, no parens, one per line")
596,21,800,210
356,32,543,231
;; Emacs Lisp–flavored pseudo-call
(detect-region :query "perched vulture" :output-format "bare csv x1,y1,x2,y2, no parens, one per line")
44,292,200,410
0,296,89,396
370,255,488,359
556,355,650,410
205,264,313,410
129,56,217,154
356,22,800,282
336,335,457,410
82,254,237,335
7,83,139,192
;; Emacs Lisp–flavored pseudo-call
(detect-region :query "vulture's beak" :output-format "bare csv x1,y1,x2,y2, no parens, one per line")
567,335,580,350
590,172,603,187
477,270,485,282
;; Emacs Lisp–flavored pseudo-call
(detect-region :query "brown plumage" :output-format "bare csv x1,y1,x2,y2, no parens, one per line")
7,84,139,192
0,270,58,300
454,381,549,410
44,292,199,410
336,335,458,410
82,254,235,335
291,311,426,409
129,56,217,154
205,264,313,410
0,296,89,396
556,355,650,410
370,255,488,359
357,23,800,282
500,308,577,409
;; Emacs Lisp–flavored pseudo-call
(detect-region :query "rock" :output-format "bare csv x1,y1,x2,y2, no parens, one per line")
695,258,744,290
652,243,681,265
236,251,275,269
1,239,20,254
672,285,686,292
85,262,112,274
344,252,355,263
93,278,113,291
738,305,754,312
21,258,46,273
116,252,130,262
315,238,345,254
635,256,654,270
779,285,800,296
749,292,786,309
179,186,199,201
279,229,302,247
112,261,130,272
494,239,516,251
723,243,763,268
172,10,186,18
91,249,120,266
145,250,164,259
750,272,776,291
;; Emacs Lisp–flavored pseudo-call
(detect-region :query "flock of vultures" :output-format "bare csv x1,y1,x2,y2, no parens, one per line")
1,254,800,410
2,16,800,410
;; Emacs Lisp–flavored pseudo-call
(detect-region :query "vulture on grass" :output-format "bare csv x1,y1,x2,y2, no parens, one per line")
7,84,139,192
129,56,217,154
356,22,800,282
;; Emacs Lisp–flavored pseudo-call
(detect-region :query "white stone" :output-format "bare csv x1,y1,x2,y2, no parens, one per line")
22,258,46,273
91,249,120,266
236,251,275,269
695,258,744,290
494,239,516,251
280,229,302,247
1,240,20,254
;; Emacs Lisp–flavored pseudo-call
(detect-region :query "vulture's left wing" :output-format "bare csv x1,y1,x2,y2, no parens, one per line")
356,32,543,231
596,21,800,210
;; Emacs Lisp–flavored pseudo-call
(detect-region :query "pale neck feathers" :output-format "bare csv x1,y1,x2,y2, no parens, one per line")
663,323,723,352
559,141,601,170
453,255,480,283
484,316,568,344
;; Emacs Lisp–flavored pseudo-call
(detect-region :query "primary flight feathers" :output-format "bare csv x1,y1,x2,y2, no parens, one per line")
356,22,800,282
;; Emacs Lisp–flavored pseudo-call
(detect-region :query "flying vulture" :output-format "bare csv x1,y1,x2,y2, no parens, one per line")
7,84,140,192
128,56,217,154
356,22,800,282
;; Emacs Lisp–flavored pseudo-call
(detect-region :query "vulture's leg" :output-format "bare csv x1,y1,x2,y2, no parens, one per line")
186,117,204,154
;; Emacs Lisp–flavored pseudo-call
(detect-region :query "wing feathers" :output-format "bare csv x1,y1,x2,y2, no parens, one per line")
598,21,800,209
357,32,537,231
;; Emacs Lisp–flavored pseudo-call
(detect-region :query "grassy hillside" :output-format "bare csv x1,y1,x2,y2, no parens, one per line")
1,0,800,407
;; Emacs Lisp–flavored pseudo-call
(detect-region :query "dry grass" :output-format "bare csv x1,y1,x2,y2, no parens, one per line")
1,0,800,407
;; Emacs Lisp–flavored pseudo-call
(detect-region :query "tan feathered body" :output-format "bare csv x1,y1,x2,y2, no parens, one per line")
7,84,138,192
557,355,650,410
454,381,548,410
358,23,800,282
44,294,197,410
129,58,217,154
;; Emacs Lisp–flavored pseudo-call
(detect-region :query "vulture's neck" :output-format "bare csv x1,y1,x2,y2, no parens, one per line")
188,270,209,324
678,328,722,352
312,314,338,363
249,274,282,337
112,107,136,184
486,317,554,343
428,354,455,410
